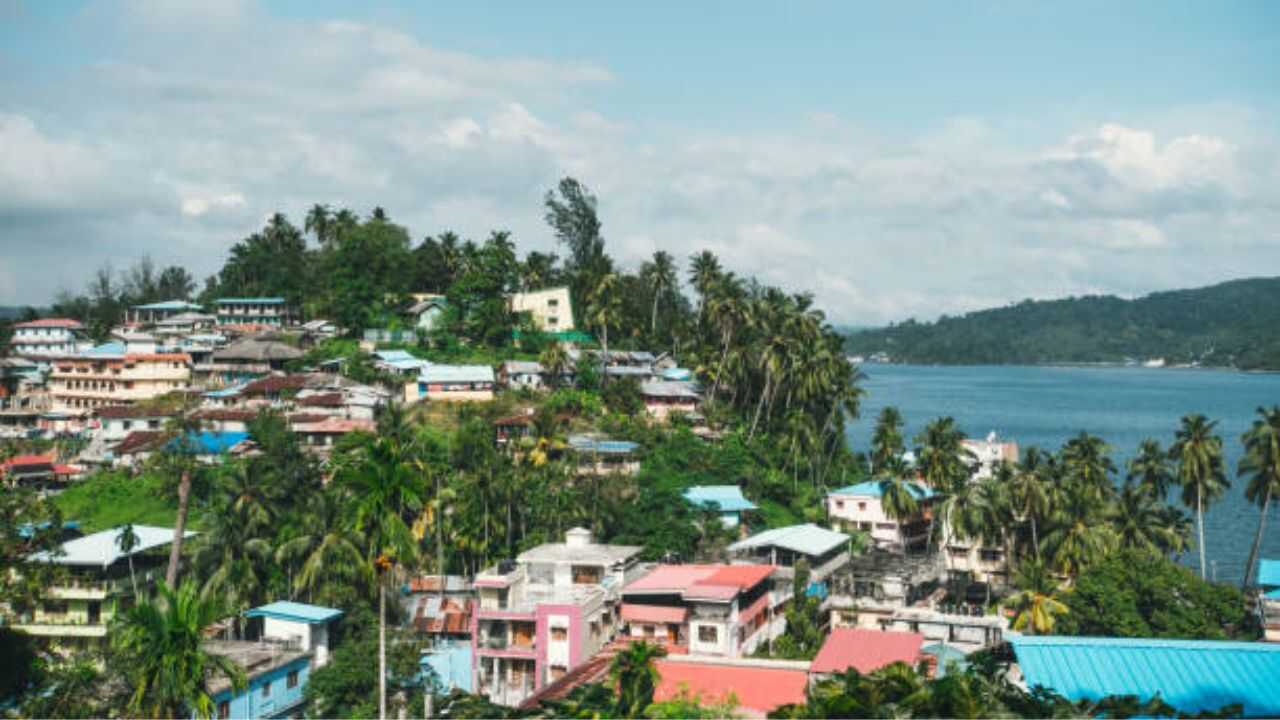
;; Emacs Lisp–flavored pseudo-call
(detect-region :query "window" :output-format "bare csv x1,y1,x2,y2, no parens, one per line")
834,500,844,510
551,626,568,641
218,701,230,719
643,624,655,638
287,670,299,689
547,299,559,307
697,625,718,643
261,681,271,697
858,502,867,511
875,522,897,530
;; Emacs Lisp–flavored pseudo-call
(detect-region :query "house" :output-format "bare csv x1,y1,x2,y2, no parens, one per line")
8,318,89,358
191,408,258,434
682,486,757,528
728,523,852,584
405,576,475,694
109,329,158,354
829,601,1005,650
639,381,699,421
373,349,431,377
49,351,192,415
620,563,784,656
1008,635,1280,718
292,417,375,452
408,365,495,403
240,374,312,407
128,300,206,326
168,431,254,462
406,294,447,332
10,525,194,651
0,357,48,437
204,339,303,385
498,360,548,391
215,298,295,327
809,627,924,677
1,453,83,493
652,656,809,719
151,311,218,335
206,601,343,720
299,319,339,341
109,431,171,468
566,435,640,476
472,528,642,707
508,287,574,332
826,480,935,553
961,431,1019,480
93,405,174,442
1259,559,1280,643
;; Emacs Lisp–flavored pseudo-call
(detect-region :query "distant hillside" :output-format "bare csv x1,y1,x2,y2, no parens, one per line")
844,277,1280,371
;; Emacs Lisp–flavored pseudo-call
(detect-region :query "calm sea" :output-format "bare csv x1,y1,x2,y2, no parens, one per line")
843,363,1280,585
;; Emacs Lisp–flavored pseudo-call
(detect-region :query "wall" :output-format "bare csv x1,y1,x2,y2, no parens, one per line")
509,288,574,332
422,640,473,693
209,655,311,720
827,493,902,547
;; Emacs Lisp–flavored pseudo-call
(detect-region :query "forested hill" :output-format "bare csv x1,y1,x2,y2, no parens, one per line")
844,277,1280,370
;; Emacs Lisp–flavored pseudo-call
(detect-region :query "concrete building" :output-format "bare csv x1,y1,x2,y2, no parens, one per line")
1258,559,1280,643
508,287,574,333
826,481,935,552
408,365,495,403
8,318,88,358
128,300,206,326
215,298,295,327
49,351,192,415
728,523,853,584
10,525,194,652
471,528,642,707
406,294,447,332
619,564,784,657
498,360,548,391
682,486,758,529
566,435,641,476
203,339,303,386
639,381,700,421
961,432,1019,480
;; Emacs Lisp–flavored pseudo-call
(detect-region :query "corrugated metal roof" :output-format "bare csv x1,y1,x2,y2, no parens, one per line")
653,658,808,715
417,365,494,383
1010,635,1280,717
567,435,639,455
133,300,205,311
168,431,250,455
244,601,343,624
728,523,850,558
683,485,757,513
216,297,285,304
1258,559,1280,587
830,480,936,500
640,381,700,399
30,525,195,568
811,628,924,674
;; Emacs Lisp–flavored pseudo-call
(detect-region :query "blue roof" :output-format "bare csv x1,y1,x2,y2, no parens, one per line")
662,367,694,381
830,480,936,500
203,383,246,399
244,601,343,624
1265,588,1280,600
683,485,758,513
18,520,80,539
82,341,125,357
567,435,639,455
922,642,969,678
1258,559,1280,587
374,350,418,363
168,431,250,455
133,300,204,311
216,297,285,304
1010,635,1280,717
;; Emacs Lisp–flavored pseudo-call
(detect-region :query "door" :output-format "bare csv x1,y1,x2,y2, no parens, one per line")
87,601,101,625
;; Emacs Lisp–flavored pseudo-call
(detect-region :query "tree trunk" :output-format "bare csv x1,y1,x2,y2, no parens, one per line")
651,290,660,338
600,325,609,387
1197,487,1207,580
380,581,388,720
127,554,138,600
748,373,771,440
165,468,192,586
1031,515,1040,561
1242,488,1272,591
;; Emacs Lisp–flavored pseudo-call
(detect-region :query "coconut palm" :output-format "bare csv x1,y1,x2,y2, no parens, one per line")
1061,431,1116,498
1169,414,1229,579
304,203,334,249
275,489,371,605
1240,405,1280,590
116,523,141,599
538,341,570,390
688,250,722,325
915,417,972,494
163,405,207,587
640,250,677,338
586,273,621,385
610,640,667,718
1010,447,1052,560
1128,438,1174,501
878,463,921,554
112,580,246,719
1042,478,1113,577
870,406,906,474
1004,559,1068,635
1111,481,1178,555
194,496,273,631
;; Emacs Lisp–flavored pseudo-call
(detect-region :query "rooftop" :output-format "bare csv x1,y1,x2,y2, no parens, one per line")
683,485,758,513
1258,559,1280,587
30,525,195,568
216,297,286,305
133,300,205,311
728,523,851,558
167,431,251,455
1010,634,1280,718
212,339,303,362
830,480,937,500
516,529,642,567
13,318,83,329
624,564,777,601
244,600,343,624
810,628,925,674
418,364,495,384
653,656,809,717
95,405,176,419
639,381,700,399
567,435,639,455
293,417,375,434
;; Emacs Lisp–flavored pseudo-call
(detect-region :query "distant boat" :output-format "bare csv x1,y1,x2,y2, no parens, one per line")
847,355,865,364
1143,358,1166,368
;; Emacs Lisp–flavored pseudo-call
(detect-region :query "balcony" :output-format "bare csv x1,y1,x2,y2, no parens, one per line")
12,618,109,637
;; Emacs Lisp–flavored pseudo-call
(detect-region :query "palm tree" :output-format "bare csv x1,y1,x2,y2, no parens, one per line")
1004,559,1068,635
275,490,371,605
1042,478,1112,578
1240,405,1280,590
1170,414,1229,579
641,250,677,338
164,405,206,587
538,341,570,390
688,250,722,326
304,203,334,249
340,433,426,720
878,462,921,555
586,273,621,386
1010,447,1052,560
1128,438,1174,500
1061,431,1116,498
194,496,272,633
1111,481,1177,555
112,580,246,719
610,640,667,717
116,523,141,599
870,406,905,474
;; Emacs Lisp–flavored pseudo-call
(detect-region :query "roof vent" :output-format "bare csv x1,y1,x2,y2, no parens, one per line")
565,527,592,547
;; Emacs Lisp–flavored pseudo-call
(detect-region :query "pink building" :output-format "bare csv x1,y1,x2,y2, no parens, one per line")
826,481,935,552
471,528,642,707
619,564,786,657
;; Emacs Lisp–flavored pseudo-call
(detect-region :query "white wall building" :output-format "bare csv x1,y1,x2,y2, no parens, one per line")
8,319,88,358
508,287,574,332
826,481,935,552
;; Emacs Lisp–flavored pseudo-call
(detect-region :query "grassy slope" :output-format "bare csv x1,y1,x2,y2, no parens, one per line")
54,471,200,533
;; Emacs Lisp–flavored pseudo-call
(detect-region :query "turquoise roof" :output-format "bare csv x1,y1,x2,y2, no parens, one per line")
217,297,285,304
1010,635,1280,717
1258,559,1280,587
922,642,969,678
830,480,936,500
728,523,850,557
82,341,125,357
683,485,758,513
134,300,204,311
168,431,250,455
1265,588,1280,600
244,601,343,624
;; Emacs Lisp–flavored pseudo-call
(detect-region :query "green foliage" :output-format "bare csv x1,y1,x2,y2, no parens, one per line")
768,559,825,659
611,641,668,718
53,470,196,533
844,276,1280,370
1055,549,1253,640
602,377,645,416
303,610,425,719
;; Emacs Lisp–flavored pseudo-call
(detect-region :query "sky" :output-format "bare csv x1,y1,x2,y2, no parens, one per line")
1,0,1278,324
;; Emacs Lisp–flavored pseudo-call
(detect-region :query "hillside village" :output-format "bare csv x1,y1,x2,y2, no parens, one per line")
3,185,1280,719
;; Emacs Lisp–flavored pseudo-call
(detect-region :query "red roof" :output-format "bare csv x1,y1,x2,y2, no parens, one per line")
13,318,83,329
297,392,344,407
621,603,690,625
654,658,808,716
810,628,925,675
687,565,777,601
2,453,55,471
626,564,776,598
112,430,171,455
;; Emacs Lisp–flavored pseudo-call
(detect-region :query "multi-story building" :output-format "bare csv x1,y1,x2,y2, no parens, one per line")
128,300,206,326
508,287,574,332
619,563,785,657
10,525,193,652
215,297,295,327
8,318,88,358
727,523,853,584
826,481,935,553
961,432,1019,480
49,351,192,414
472,528,642,707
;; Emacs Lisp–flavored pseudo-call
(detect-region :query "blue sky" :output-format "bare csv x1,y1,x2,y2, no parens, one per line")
1,1,1277,322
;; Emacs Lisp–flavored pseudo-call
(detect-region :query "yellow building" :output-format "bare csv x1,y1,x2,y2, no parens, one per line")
508,287,574,332
50,352,192,414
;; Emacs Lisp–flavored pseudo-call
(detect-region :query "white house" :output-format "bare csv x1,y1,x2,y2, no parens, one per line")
508,287,574,332
961,432,1019,480
8,319,88,358
407,365,495,403
826,481,935,552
